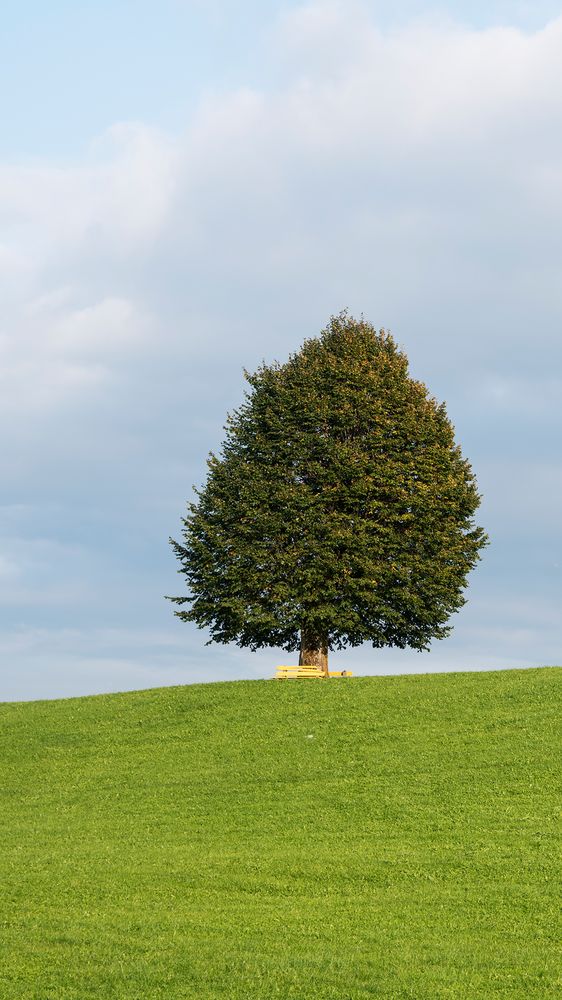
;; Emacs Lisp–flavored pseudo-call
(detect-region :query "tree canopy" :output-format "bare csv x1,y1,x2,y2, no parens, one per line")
168,313,488,672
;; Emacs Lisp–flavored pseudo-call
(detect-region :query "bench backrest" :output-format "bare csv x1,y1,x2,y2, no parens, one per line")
275,665,325,678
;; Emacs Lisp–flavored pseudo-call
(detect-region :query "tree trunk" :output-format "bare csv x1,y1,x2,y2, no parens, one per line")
299,631,329,676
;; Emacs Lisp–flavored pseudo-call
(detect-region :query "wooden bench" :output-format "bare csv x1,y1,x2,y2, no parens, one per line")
275,665,353,680
275,665,325,679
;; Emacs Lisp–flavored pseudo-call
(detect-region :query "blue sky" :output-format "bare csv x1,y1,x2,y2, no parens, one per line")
3,0,562,156
1,0,561,699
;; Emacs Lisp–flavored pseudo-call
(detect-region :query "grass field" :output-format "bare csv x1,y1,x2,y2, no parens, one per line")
1,667,560,999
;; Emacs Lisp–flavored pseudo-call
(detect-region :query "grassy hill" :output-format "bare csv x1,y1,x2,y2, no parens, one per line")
1,667,560,999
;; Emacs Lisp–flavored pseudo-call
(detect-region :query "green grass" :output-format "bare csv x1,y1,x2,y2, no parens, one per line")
1,667,560,999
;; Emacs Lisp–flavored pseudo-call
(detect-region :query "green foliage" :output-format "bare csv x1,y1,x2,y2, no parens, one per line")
169,313,487,653
0,667,560,999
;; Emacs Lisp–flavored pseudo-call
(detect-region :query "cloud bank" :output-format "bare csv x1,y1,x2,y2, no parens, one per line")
1,2,561,698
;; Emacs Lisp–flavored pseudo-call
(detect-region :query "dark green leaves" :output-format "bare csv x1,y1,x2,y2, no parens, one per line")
169,313,488,653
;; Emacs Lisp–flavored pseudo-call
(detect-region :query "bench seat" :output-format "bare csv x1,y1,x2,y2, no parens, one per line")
275,665,325,679
275,666,353,679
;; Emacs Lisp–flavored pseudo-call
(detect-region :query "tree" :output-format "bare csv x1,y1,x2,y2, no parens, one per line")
168,313,488,675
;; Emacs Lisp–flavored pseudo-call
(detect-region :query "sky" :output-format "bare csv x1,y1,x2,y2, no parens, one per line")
1,0,561,701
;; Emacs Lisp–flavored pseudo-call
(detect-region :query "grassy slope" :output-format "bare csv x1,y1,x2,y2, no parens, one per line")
0,668,560,1000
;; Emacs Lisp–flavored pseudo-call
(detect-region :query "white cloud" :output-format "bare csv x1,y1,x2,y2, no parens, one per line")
0,297,139,418
1,1,562,698
3,8,562,394
0,124,179,259
50,297,148,357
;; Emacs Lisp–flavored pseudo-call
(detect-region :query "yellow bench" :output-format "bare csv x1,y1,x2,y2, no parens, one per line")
276,665,325,679
275,666,353,680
